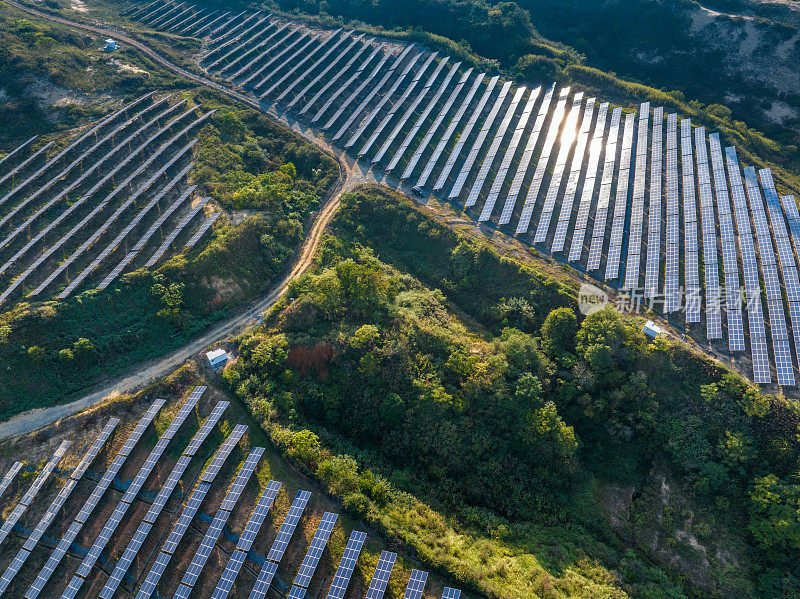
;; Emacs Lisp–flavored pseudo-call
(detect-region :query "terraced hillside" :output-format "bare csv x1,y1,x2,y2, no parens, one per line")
124,2,800,389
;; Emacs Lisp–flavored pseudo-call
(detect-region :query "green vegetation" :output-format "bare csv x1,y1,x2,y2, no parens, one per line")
225,187,800,597
0,92,337,420
0,3,184,147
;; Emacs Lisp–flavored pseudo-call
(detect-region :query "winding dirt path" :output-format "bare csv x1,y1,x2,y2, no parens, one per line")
0,0,362,440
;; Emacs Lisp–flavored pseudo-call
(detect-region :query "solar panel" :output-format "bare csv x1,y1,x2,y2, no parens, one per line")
288,586,308,599
249,560,279,599
643,107,664,295
299,37,374,116
276,31,352,102
533,92,587,241
159,5,197,29
465,85,530,209
0,462,24,500
288,34,366,109
385,61,462,172
478,84,543,219
403,569,429,599
330,44,417,138
183,212,221,250
176,447,262,595
622,102,650,288
293,512,338,587
325,530,367,599
266,490,313,562
372,56,452,164
586,107,622,270
514,87,574,234
750,336,771,384
224,24,295,80
140,197,210,270
364,551,397,599
200,423,249,482
495,82,556,221
345,50,429,148
400,67,475,180
211,549,248,599
2,421,114,595
602,112,635,279
193,10,234,36
442,588,461,599
448,80,512,197
185,401,230,455
417,73,486,188
0,140,54,189
209,11,260,43
311,43,387,123
208,481,282,599
554,98,600,253
431,75,499,189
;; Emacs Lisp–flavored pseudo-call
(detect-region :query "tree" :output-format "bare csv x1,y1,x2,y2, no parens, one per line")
540,307,577,357
749,474,800,552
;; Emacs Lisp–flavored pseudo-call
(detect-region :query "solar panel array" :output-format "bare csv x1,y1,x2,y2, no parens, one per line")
695,127,722,338
0,441,71,547
59,390,204,599
0,463,23,501
173,447,264,599
100,399,228,599
0,419,119,595
681,119,701,323
24,398,165,599
325,530,367,599
0,93,220,306
136,424,248,599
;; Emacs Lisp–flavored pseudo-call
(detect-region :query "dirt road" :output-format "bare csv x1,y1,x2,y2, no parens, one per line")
0,0,370,440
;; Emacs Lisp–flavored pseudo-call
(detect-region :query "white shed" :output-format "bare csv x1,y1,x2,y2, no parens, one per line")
643,320,663,339
104,38,117,52
206,348,228,370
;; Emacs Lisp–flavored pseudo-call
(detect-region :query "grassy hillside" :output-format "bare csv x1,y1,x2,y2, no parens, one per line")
223,186,800,598
0,91,337,420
